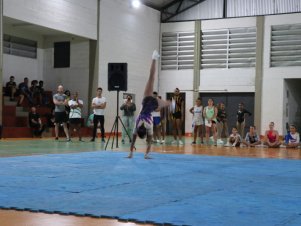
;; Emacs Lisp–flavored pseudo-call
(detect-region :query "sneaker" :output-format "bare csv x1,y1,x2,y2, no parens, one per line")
102,139,106,143
90,138,95,142
171,140,177,145
152,50,160,60
55,137,59,140
160,139,165,144
121,139,125,144
279,144,286,148
217,139,224,145
79,138,84,142
178,140,184,145
191,141,196,145
156,139,160,143
66,138,71,142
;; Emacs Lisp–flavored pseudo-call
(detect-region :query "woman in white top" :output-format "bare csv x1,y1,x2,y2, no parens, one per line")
189,98,204,144
68,92,83,141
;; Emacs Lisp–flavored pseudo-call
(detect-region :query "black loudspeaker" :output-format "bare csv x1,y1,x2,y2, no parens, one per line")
108,63,127,91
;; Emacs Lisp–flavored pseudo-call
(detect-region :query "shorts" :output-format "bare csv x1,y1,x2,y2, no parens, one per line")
193,119,204,126
69,118,82,125
54,112,68,124
153,116,161,126
172,111,182,119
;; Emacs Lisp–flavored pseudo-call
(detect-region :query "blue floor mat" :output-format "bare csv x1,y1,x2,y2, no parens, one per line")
0,151,301,226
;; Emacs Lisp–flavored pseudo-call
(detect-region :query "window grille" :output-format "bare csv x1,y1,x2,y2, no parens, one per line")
161,32,195,70
3,34,37,59
271,24,301,67
201,27,256,69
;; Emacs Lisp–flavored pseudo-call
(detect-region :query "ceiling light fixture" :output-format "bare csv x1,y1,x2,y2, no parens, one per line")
131,0,141,9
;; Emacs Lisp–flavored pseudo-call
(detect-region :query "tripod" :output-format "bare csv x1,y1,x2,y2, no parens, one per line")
105,90,132,150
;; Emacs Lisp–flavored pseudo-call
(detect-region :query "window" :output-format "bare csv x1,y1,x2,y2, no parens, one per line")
3,34,37,59
161,32,195,70
201,27,256,69
271,24,301,67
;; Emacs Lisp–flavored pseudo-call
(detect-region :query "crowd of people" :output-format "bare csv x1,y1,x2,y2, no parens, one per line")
5,56,300,149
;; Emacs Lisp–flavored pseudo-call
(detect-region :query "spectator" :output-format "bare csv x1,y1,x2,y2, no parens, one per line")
189,97,204,144
236,102,252,138
226,127,241,147
28,106,45,137
18,77,33,106
284,124,300,148
68,92,84,141
120,94,136,144
216,102,229,145
5,76,17,101
169,88,185,145
242,126,261,147
264,122,281,148
203,98,218,146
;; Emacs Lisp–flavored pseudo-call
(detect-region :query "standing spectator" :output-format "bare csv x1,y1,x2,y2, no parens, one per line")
189,98,204,144
152,92,161,143
120,94,136,144
5,76,17,101
264,122,281,148
28,106,45,137
53,85,70,141
64,90,71,118
216,102,229,145
18,77,33,106
68,92,83,141
236,102,252,138
203,98,218,145
91,87,106,142
242,126,261,147
284,124,300,148
169,88,184,145
159,96,167,144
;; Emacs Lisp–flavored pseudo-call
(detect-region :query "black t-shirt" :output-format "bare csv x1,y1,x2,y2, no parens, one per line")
29,112,40,126
217,109,227,122
237,109,252,123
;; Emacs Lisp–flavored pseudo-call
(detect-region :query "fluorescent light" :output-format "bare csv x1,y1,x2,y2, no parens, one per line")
131,0,141,8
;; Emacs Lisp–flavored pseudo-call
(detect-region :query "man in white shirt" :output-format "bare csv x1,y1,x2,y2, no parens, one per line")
68,92,83,141
91,87,106,142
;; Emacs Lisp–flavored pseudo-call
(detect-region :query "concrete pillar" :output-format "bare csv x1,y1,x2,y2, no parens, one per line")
254,16,264,134
88,0,100,113
193,20,201,103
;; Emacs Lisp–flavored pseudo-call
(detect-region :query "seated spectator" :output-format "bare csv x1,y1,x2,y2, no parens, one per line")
226,127,241,147
28,106,45,137
18,77,33,106
264,122,281,148
38,80,47,105
284,124,300,148
5,76,17,101
242,126,261,147
30,80,40,105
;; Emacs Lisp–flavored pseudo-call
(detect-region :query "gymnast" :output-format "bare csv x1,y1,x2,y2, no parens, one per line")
128,50,170,159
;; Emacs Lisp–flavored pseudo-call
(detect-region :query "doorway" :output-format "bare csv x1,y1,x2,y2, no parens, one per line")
284,79,301,134
200,93,255,137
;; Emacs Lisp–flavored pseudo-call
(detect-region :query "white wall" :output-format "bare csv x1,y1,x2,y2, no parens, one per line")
200,17,256,93
3,0,97,39
98,0,161,132
3,23,44,84
160,22,195,133
261,13,301,135
43,36,90,116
